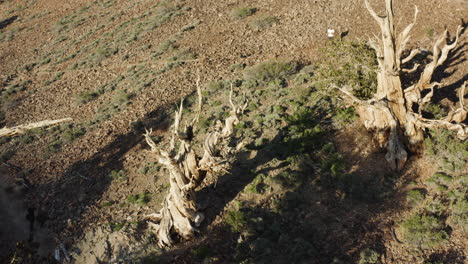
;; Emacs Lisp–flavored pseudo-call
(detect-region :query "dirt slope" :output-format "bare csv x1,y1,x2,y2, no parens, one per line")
0,0,466,263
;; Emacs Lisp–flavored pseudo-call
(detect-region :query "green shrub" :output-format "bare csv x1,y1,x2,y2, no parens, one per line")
447,198,467,233
333,107,358,128
112,90,131,105
191,245,211,260
246,174,266,194
109,222,126,231
152,39,177,58
47,140,62,153
424,129,467,171
423,103,447,119
271,170,304,189
400,214,448,249
0,150,15,162
44,71,64,85
231,7,257,19
244,60,297,87
250,16,278,30
314,39,377,99
406,189,425,207
425,199,446,216
127,192,151,205
282,107,326,155
62,127,86,142
108,170,127,181
225,209,249,233
75,91,99,104
139,162,160,175
358,248,381,264
102,201,114,207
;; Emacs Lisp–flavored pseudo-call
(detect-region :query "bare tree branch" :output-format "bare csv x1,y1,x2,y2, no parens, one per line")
364,0,385,29
396,6,419,66
401,48,421,65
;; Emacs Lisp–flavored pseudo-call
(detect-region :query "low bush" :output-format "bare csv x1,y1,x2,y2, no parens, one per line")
406,189,425,207
314,39,377,99
231,7,257,19
108,170,127,181
333,107,358,129
225,209,249,233
127,192,151,205
358,248,381,264
244,60,297,87
250,16,278,30
424,129,467,171
400,214,448,249
75,91,99,104
447,198,467,233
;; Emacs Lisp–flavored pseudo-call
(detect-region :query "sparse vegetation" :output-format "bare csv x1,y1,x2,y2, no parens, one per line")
108,170,127,181
225,209,249,233
243,60,297,87
127,192,151,205
231,7,257,19
424,129,467,171
315,39,377,99
400,214,448,249
406,189,425,207
0,1,466,263
75,91,99,104
447,198,467,233
250,16,279,30
358,248,381,264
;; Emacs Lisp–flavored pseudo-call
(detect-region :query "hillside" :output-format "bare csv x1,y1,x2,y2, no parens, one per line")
0,0,467,263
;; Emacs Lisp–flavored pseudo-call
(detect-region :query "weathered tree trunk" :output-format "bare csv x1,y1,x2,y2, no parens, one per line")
144,80,247,247
340,0,466,170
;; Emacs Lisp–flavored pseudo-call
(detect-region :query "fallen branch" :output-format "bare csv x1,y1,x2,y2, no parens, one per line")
0,118,72,137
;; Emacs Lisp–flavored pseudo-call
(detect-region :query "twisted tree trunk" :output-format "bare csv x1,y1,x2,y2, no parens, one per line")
144,79,247,247
341,0,466,170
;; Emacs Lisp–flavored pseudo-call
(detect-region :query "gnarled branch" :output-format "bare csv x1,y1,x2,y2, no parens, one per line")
144,80,247,247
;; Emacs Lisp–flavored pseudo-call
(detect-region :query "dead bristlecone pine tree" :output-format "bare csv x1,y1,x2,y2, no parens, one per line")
338,0,466,170
143,79,247,247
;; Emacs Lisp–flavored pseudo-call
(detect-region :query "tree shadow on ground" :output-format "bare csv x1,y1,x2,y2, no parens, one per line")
149,96,412,264
3,102,173,262
0,16,17,30
425,249,466,264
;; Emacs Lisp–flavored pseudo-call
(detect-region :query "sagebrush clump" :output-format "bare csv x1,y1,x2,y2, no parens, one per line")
400,214,448,249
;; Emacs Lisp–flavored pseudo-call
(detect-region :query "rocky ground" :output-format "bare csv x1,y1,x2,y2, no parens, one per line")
0,0,466,263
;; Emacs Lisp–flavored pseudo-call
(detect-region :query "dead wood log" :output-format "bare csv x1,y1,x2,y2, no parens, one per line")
144,80,247,247
0,118,72,137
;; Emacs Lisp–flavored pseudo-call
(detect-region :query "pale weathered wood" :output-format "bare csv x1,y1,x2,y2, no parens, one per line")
0,118,72,137
144,80,246,247
341,0,467,169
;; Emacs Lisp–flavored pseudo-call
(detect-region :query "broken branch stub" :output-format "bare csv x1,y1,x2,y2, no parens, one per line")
342,0,467,170
144,82,247,247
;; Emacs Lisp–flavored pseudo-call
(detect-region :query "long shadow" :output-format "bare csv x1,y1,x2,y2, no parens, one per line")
0,16,17,30
12,102,173,262
431,40,467,104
